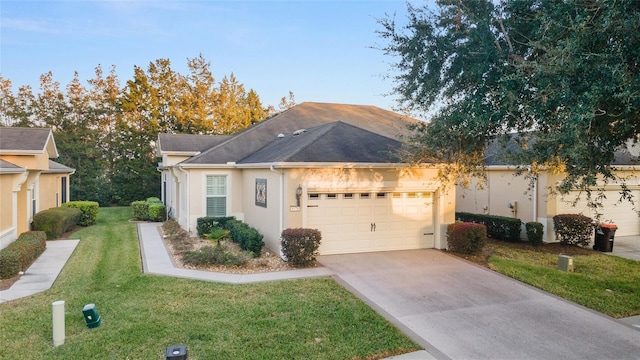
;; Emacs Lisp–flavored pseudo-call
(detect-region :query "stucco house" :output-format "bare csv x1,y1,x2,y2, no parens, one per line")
157,102,456,255
0,127,74,249
456,139,640,242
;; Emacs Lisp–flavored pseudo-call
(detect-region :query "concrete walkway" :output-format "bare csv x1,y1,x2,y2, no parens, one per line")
0,239,79,303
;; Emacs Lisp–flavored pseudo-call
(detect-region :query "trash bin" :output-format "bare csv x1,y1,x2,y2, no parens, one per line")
594,223,617,252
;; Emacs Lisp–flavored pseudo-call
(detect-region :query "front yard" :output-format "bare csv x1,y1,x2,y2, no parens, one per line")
0,207,419,359
451,238,640,319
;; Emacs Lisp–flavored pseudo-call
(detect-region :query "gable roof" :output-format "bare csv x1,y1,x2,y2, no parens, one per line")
180,102,416,165
156,133,230,156
0,127,58,157
239,121,401,164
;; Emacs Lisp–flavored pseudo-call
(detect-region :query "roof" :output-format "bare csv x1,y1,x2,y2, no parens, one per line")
0,127,59,157
0,158,25,174
179,102,417,165
239,121,401,164
156,133,230,156
43,160,75,174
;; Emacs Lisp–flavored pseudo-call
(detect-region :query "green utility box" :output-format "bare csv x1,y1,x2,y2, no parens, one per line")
82,303,102,328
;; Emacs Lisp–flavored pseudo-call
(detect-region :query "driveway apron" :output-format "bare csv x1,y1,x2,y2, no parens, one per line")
318,250,640,360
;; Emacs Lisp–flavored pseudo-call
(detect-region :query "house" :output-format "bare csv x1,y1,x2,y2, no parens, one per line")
456,139,640,242
157,102,456,255
0,127,75,249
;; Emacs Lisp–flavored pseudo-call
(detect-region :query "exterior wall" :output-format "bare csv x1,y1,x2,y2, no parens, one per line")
457,168,640,242
0,173,23,249
241,169,284,253
181,168,244,234
2,153,50,171
39,173,70,209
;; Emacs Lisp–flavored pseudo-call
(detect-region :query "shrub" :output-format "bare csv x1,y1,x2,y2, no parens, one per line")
162,220,193,253
447,222,487,254
183,242,249,267
32,207,81,239
224,220,264,256
206,228,230,242
553,214,593,246
526,222,544,246
61,201,99,226
162,219,182,234
131,201,148,220
456,212,522,242
147,197,162,203
281,228,322,267
148,203,167,222
0,249,20,279
196,217,218,238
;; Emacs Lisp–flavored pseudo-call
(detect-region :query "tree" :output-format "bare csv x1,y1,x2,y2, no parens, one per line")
379,0,640,200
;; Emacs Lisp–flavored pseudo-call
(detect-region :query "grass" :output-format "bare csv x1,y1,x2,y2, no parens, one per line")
0,207,419,359
456,239,640,319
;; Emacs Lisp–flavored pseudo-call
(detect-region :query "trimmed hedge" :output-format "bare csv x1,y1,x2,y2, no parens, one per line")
196,216,237,238
553,214,593,246
456,212,522,242
0,231,47,279
526,222,544,246
447,222,487,254
62,201,99,226
222,219,264,257
281,228,322,267
131,199,166,221
32,207,81,239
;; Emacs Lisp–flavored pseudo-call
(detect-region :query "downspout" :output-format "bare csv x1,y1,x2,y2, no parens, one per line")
270,165,284,255
176,165,189,233
529,167,538,222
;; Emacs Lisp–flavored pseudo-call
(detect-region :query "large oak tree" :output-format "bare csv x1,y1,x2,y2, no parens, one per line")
379,0,640,202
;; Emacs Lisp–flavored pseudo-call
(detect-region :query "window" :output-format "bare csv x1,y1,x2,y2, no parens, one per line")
206,175,227,217
359,193,370,199
376,192,387,198
343,193,354,199
309,193,320,200
326,194,337,200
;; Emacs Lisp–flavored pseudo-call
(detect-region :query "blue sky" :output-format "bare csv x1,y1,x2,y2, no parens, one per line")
1,0,411,111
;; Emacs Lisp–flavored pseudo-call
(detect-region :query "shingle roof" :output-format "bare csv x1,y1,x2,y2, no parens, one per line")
156,133,230,155
43,160,75,174
180,102,416,165
0,127,58,156
0,158,25,173
239,121,401,164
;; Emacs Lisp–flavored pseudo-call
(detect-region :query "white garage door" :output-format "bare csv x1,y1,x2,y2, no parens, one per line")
557,190,640,236
307,191,434,255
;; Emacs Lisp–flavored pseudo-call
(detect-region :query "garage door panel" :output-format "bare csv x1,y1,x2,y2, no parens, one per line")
558,190,640,236
308,192,434,255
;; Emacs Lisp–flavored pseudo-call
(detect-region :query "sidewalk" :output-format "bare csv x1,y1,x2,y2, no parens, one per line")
0,239,79,303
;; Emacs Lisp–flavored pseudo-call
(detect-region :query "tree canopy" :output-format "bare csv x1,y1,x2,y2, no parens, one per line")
0,54,281,205
379,0,640,199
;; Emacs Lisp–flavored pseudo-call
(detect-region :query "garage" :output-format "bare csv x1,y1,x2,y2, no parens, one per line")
306,191,435,255
557,190,640,236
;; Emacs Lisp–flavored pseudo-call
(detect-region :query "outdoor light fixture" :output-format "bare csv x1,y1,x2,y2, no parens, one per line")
165,344,188,359
82,303,102,328
296,185,302,206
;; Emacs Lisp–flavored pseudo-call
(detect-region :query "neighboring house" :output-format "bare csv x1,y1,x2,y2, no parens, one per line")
157,102,456,255
456,139,640,242
0,127,75,249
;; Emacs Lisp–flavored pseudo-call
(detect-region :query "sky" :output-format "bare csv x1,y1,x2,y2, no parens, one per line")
0,0,412,111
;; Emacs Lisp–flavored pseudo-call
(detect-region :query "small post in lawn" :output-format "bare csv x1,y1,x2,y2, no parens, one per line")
52,300,65,347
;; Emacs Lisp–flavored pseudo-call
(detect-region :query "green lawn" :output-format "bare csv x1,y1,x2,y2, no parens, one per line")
0,207,419,359
486,243,640,318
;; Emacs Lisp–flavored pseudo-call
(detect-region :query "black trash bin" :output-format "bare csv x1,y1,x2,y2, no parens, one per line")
594,224,617,252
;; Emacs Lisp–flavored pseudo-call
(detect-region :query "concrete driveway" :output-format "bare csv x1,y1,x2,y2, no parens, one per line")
318,250,640,360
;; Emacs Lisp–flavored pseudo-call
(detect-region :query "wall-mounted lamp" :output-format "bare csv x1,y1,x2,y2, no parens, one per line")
295,185,302,206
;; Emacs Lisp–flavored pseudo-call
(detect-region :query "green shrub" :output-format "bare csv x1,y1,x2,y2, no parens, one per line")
447,222,487,254
148,203,167,222
0,249,20,279
223,220,264,256
526,222,544,246
131,201,148,220
456,212,522,242
196,217,218,238
553,214,593,246
146,197,162,203
10,232,47,270
32,207,81,239
206,228,230,242
62,201,99,226
281,228,322,267
162,218,182,234
183,242,249,267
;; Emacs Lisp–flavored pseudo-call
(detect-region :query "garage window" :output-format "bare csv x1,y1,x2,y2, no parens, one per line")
206,175,227,217
309,193,320,200
376,192,387,198
343,193,354,199
326,194,337,199
359,193,370,199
